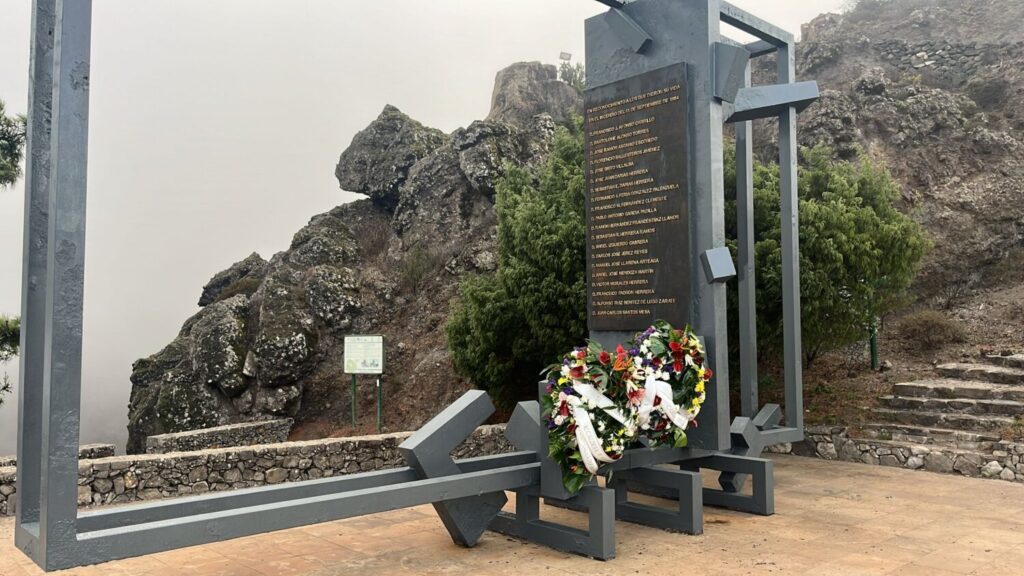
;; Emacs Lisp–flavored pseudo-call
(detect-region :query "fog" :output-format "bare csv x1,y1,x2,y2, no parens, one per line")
0,0,844,456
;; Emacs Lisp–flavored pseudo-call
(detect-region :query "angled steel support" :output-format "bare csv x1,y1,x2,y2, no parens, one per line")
713,42,750,103
604,8,652,54
399,390,508,547
745,40,778,58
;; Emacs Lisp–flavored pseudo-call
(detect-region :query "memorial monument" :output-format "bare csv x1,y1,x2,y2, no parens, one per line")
15,0,816,569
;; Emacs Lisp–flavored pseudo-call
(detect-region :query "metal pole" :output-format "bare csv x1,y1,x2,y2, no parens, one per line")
38,0,93,568
351,374,356,427
376,378,382,433
869,322,879,370
778,40,804,433
736,62,758,419
16,0,57,542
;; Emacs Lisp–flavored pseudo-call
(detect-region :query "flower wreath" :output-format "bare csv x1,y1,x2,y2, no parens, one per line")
542,321,710,493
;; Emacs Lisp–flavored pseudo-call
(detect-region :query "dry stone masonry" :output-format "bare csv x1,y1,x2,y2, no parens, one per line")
773,354,1024,483
145,419,293,454
0,426,510,516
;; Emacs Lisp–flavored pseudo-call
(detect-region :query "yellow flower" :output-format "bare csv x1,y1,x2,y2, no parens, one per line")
696,381,705,393
558,377,568,385
697,367,706,379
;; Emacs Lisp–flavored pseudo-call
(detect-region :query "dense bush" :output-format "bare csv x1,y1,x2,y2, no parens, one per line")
449,125,927,401
897,310,965,350
447,121,587,405
725,145,928,365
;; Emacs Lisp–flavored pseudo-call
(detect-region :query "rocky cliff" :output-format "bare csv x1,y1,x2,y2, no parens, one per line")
768,0,1024,297
125,62,581,453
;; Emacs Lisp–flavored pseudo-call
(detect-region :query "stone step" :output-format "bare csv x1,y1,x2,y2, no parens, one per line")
880,395,1024,417
893,379,1024,402
869,407,1015,433
936,363,1024,385
986,354,1024,370
856,423,1002,452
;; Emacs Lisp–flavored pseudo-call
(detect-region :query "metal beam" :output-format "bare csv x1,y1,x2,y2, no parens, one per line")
719,2,793,46
778,41,804,438
34,1,92,570
77,452,537,533
68,463,540,570
725,81,820,123
736,61,757,419
16,0,57,554
745,40,777,58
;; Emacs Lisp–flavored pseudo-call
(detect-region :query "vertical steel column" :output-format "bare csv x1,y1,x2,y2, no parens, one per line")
736,63,757,418
16,0,57,550
36,0,93,569
777,41,803,433
690,0,731,450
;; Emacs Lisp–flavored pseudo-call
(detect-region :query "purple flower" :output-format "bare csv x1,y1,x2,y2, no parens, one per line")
563,386,576,396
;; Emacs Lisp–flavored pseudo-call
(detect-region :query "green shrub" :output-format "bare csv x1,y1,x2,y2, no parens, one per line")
897,310,965,350
725,145,928,365
447,120,587,406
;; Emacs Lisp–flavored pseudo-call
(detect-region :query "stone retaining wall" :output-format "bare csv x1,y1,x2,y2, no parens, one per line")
779,425,1024,483
0,444,116,468
145,420,293,454
0,426,511,516
874,39,1024,84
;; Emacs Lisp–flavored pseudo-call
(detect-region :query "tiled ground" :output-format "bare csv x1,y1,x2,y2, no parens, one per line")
3,455,1023,576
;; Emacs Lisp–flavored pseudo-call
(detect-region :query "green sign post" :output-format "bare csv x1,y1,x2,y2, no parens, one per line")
343,335,385,432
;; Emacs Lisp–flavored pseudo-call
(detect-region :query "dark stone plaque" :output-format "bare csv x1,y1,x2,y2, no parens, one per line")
585,62,690,332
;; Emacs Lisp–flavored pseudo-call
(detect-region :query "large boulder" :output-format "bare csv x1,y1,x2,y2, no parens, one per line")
335,105,448,210
486,62,582,129
197,252,267,307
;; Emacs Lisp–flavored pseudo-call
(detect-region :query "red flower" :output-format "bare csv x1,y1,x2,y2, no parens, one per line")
567,423,577,434
669,341,682,352
575,350,586,360
570,365,585,380
598,351,611,365
704,368,713,380
559,402,570,417
628,389,645,406
673,361,684,373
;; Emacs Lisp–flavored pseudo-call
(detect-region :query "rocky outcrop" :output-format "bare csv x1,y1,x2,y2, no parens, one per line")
335,105,448,210
126,63,574,453
487,62,582,129
197,252,267,307
755,0,1024,298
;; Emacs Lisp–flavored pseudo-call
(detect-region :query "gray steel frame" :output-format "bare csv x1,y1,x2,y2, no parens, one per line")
15,0,812,570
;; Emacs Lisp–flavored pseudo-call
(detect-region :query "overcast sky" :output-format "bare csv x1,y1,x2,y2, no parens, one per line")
0,0,845,455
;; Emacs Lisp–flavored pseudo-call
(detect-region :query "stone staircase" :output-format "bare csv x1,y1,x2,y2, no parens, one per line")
843,354,1024,481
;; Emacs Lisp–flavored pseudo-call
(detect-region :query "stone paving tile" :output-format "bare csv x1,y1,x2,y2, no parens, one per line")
4,455,1024,576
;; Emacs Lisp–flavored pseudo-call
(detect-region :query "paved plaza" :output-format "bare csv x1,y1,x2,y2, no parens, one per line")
2,455,1022,576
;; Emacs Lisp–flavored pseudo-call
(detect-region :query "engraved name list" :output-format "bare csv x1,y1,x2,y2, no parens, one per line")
585,62,690,332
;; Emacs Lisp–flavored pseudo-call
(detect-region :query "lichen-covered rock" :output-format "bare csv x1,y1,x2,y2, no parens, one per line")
198,252,267,307
126,63,578,453
335,105,448,210
487,62,582,129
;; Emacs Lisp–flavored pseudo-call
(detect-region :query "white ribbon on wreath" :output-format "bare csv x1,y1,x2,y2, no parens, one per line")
637,374,693,431
566,382,629,474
